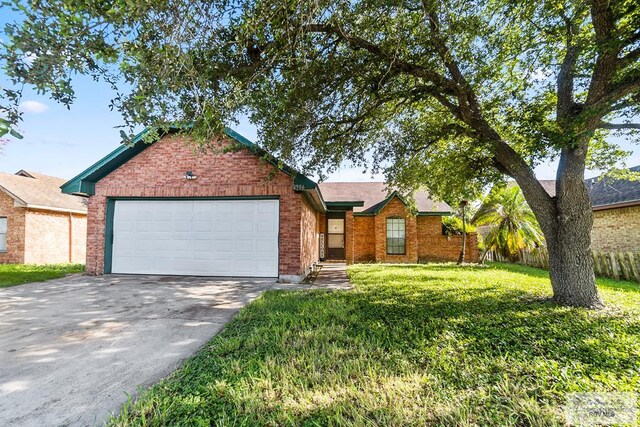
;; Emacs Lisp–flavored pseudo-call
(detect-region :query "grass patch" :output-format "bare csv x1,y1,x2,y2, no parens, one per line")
110,262,640,426
0,263,84,288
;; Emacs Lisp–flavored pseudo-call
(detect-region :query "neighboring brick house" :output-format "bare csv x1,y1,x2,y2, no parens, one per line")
0,170,87,264
586,166,640,252
501,167,640,253
62,128,478,281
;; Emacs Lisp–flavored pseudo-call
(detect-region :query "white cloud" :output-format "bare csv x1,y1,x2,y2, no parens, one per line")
19,100,49,114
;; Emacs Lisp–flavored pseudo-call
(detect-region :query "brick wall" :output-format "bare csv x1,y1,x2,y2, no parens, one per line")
373,197,418,263
24,209,68,264
71,213,87,263
591,205,640,252
0,191,25,263
345,210,355,264
87,134,308,277
23,209,88,264
417,215,479,263
353,216,375,262
300,196,320,274
345,203,479,265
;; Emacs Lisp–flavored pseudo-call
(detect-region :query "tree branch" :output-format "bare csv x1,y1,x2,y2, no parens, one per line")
302,23,456,90
586,0,622,106
619,47,640,68
623,30,640,47
588,75,640,113
419,3,555,230
598,121,640,130
557,14,579,119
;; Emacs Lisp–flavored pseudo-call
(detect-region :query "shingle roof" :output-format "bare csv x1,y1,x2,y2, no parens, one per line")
585,165,640,208
0,170,88,214
515,166,640,209
318,182,451,214
538,180,557,197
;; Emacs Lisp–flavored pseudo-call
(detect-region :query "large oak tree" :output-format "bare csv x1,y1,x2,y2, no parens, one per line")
2,0,639,307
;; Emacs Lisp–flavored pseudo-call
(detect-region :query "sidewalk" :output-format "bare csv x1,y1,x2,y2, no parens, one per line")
273,262,351,290
309,262,351,290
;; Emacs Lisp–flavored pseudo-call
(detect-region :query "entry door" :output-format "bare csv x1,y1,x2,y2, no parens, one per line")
111,199,279,277
327,217,345,260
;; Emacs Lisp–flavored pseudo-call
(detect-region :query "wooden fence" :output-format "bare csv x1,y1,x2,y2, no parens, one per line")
485,249,640,283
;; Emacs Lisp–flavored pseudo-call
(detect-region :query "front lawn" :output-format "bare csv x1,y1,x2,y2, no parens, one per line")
111,263,640,426
0,263,84,288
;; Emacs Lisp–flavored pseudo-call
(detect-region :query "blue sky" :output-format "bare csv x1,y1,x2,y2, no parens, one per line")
3,77,638,183
0,73,390,182
1,11,638,183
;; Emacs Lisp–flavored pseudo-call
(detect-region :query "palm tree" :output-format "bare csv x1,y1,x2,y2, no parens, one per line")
472,185,545,263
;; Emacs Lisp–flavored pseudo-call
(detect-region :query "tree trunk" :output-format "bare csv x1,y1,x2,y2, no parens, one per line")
457,204,467,264
546,223,602,308
536,146,603,308
505,142,604,309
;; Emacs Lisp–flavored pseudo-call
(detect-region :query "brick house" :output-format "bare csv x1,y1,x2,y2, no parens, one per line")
586,166,640,252
62,128,478,281
0,170,87,264
318,182,478,264
496,167,640,253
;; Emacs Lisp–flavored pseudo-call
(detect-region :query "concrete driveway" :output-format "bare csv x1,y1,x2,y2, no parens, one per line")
0,274,277,426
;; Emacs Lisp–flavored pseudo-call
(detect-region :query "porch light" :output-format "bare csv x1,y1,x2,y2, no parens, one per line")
184,171,197,180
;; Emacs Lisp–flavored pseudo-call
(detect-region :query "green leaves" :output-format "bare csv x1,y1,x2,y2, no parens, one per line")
1,0,638,201
473,185,545,259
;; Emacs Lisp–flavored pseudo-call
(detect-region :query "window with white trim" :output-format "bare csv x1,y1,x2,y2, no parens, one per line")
0,217,6,252
386,217,405,255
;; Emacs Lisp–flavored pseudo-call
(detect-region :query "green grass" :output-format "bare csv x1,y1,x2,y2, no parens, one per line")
110,263,640,426
0,263,84,288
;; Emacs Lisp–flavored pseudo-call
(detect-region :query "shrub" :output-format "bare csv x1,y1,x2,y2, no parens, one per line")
442,215,476,236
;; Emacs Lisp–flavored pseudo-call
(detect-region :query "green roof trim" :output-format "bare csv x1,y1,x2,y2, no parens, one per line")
370,190,408,214
417,211,452,216
325,201,365,208
350,191,450,216
61,127,317,195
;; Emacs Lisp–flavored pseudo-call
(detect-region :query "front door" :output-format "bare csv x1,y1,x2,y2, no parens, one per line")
327,215,345,260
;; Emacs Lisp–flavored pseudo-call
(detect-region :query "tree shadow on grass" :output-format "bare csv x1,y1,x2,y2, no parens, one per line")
111,267,640,426
487,261,640,293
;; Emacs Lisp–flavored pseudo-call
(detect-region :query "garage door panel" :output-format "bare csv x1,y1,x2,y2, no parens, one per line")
193,220,213,232
174,220,193,232
235,239,253,252
111,199,279,277
217,203,234,214
236,220,254,232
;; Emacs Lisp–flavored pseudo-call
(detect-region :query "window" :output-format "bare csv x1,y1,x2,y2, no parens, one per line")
386,218,405,255
0,217,6,252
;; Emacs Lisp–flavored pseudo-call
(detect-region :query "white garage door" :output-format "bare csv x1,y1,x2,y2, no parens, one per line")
111,199,279,277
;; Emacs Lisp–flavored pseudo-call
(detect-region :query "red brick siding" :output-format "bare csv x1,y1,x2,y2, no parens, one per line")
86,134,308,276
0,191,25,263
346,203,479,265
373,197,418,263
345,210,355,264
300,196,319,274
353,216,375,262
417,216,479,263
